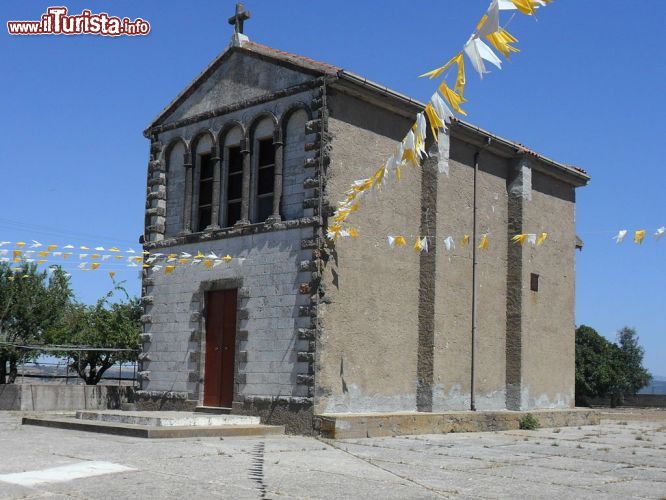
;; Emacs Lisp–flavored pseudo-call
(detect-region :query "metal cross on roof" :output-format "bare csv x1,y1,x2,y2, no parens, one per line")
228,3,251,35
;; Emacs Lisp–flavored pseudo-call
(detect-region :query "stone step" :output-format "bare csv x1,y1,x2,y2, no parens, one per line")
194,406,232,415
22,415,283,439
75,410,259,427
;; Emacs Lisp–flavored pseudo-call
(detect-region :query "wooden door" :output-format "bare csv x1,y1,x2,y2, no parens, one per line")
203,289,237,407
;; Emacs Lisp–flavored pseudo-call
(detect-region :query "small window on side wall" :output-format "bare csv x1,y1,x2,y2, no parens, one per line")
530,273,539,292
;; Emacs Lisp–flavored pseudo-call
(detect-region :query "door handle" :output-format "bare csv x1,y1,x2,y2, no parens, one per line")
223,346,229,351
214,346,221,351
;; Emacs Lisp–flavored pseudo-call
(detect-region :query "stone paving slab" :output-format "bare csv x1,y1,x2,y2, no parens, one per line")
0,411,664,499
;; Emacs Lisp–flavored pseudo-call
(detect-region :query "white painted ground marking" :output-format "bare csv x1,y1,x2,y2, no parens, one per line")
0,461,135,487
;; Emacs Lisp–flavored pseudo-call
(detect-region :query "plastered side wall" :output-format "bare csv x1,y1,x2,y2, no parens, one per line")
316,92,422,414
433,139,509,411
142,228,313,401
520,171,576,409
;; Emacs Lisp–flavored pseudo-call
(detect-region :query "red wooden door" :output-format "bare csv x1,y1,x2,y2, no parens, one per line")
203,289,237,407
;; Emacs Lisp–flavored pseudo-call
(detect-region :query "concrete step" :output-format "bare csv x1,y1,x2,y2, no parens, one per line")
75,410,259,427
22,415,284,439
194,406,232,415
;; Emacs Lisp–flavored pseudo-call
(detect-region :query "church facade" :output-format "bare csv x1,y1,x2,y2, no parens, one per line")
138,26,589,433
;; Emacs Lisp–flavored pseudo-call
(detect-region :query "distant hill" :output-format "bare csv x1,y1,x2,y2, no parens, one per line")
639,375,666,395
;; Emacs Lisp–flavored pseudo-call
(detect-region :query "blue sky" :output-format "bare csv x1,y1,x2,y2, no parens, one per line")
1,1,663,375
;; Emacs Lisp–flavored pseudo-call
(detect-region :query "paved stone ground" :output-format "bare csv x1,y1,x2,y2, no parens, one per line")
0,410,664,499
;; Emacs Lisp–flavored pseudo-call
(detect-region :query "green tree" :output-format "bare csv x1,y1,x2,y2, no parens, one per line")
575,324,652,406
44,282,140,385
616,327,652,395
0,263,72,383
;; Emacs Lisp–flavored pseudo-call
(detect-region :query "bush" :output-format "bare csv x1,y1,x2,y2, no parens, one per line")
519,413,540,430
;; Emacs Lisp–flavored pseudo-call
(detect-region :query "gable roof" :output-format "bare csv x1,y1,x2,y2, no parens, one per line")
145,41,340,131
146,39,589,185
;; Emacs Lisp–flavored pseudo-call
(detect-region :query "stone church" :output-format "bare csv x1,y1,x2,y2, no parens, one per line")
137,6,590,433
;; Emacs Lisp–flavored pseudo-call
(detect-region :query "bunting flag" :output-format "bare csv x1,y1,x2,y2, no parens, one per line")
634,229,646,245
613,230,628,244
413,237,429,253
512,234,528,246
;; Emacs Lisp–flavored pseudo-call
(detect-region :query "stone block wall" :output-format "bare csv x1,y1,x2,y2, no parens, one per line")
140,227,314,404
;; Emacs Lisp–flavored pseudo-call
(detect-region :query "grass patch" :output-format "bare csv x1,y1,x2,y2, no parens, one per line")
519,413,540,431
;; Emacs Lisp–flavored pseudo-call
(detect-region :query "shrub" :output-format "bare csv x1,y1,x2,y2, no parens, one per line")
519,413,540,430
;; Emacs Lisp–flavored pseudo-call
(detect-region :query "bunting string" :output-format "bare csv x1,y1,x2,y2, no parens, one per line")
0,224,662,279
328,0,555,242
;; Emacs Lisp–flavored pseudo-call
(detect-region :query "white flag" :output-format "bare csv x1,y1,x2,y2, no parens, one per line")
613,230,628,244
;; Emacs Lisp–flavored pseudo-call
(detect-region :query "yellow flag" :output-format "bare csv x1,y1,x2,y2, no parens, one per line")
476,14,489,33
537,232,548,246
179,258,190,265
394,236,407,247
327,223,343,241
13,250,22,259
47,244,57,251
114,255,124,260
486,29,520,58
91,263,100,270
222,255,233,263
479,234,490,250
453,53,466,97
424,103,445,141
438,81,467,115
133,256,143,263
510,0,540,16
80,245,89,250
38,251,49,257
348,228,359,238
37,259,47,265
395,166,402,182
165,265,176,274
203,259,214,269
462,235,471,246
402,148,419,168
109,247,121,253
109,272,116,280
195,251,205,259
91,254,100,260
63,253,72,259
419,52,462,80
373,165,386,186
512,234,527,246
634,229,646,244
15,242,26,248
